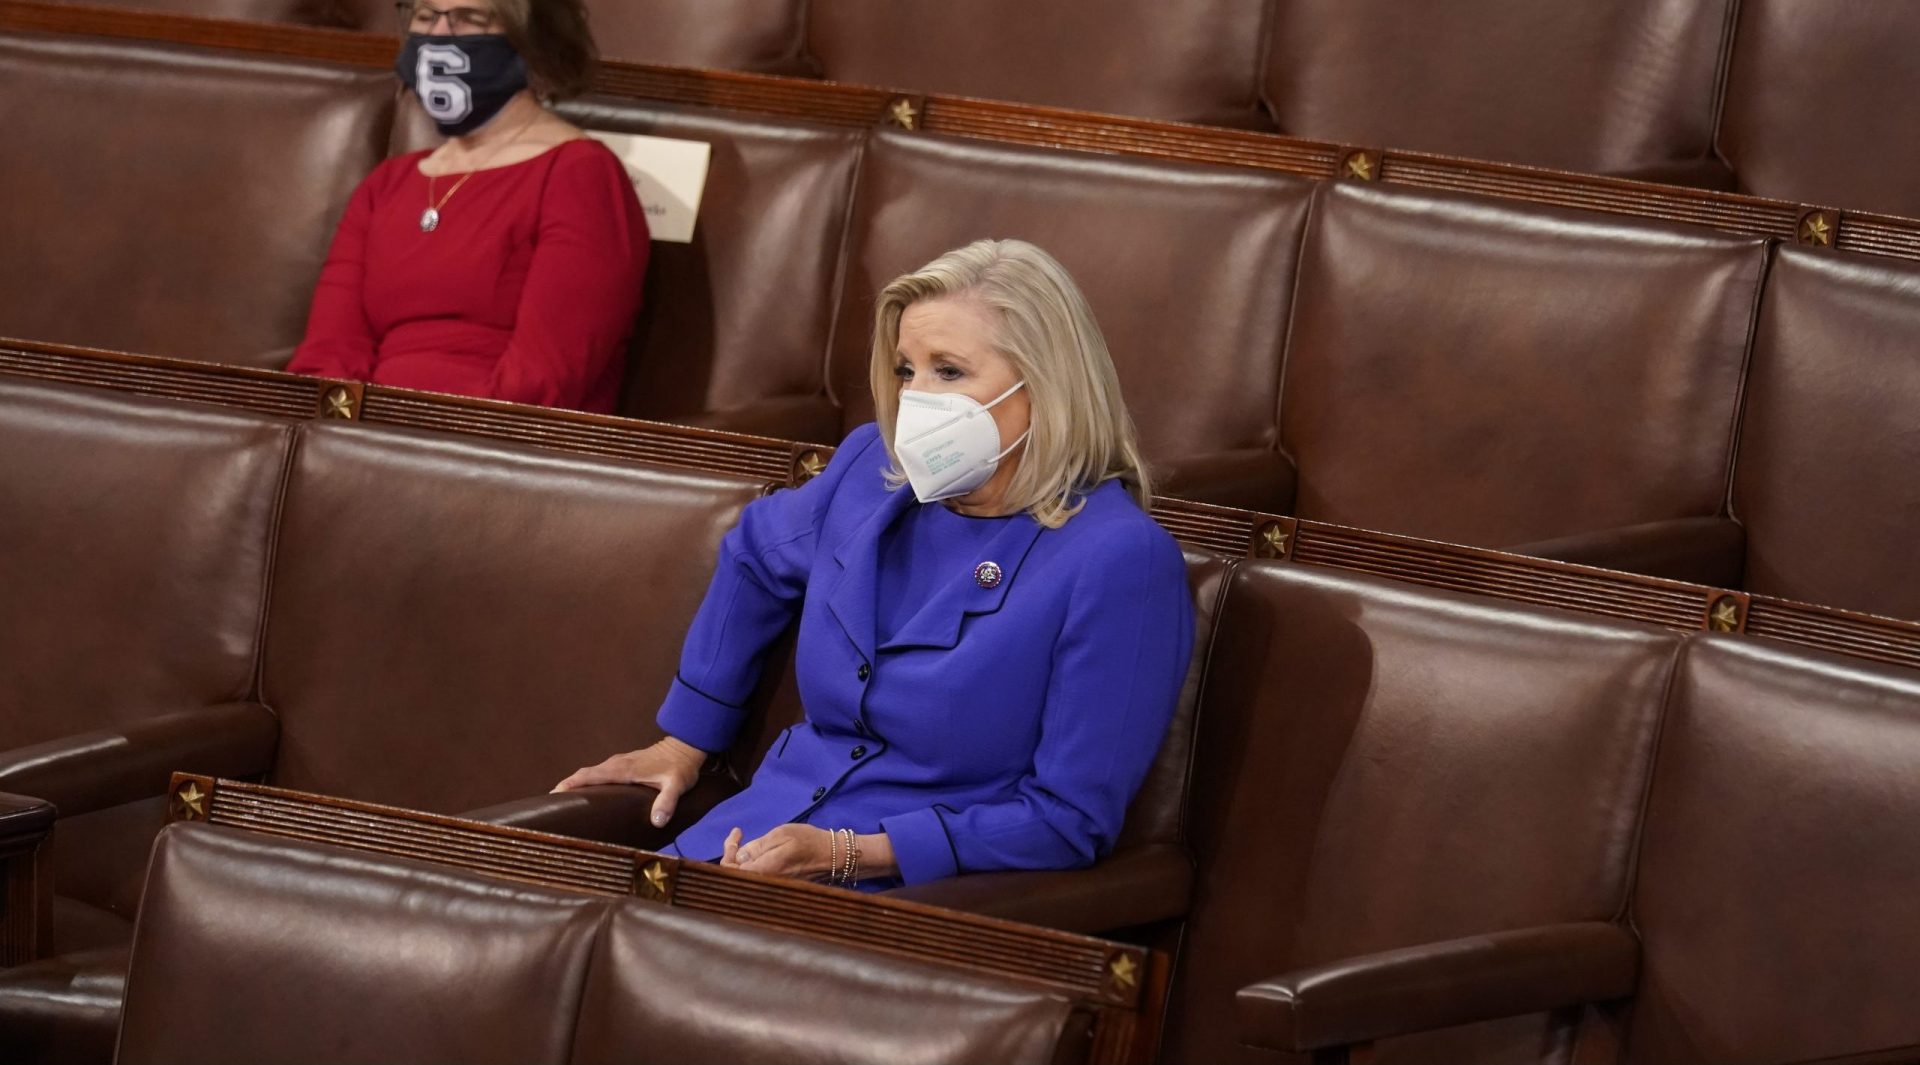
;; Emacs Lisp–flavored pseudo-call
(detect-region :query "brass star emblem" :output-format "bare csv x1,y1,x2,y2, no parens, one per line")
888,98,920,130
1345,152,1376,180
175,782,207,819
1258,523,1291,558
322,386,356,419
1108,954,1138,991
1800,214,1833,246
639,860,670,900
798,450,828,480
1709,599,1741,633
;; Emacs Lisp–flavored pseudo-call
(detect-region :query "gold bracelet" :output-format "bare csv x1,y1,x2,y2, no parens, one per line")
847,831,861,886
827,826,840,884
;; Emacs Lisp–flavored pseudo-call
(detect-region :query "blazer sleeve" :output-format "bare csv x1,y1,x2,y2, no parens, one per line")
879,518,1195,884
657,425,881,753
486,141,650,409
287,172,382,379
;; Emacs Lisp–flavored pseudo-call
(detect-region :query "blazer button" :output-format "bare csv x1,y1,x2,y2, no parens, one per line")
856,663,871,681
812,786,826,801
850,745,867,760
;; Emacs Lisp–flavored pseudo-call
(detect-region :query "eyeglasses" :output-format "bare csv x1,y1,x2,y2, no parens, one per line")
397,1,498,35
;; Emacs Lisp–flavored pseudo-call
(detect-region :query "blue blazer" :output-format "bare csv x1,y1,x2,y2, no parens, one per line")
660,423,1194,886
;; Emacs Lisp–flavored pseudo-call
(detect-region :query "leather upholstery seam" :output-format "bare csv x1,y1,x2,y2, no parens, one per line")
1715,238,1779,533
1171,557,1242,849
1249,0,1281,123
817,127,871,418
1615,636,1690,932
1705,0,1744,169
1268,184,1322,469
245,421,304,718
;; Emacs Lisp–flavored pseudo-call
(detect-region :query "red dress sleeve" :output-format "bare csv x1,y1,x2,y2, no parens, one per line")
287,170,382,379
487,142,651,409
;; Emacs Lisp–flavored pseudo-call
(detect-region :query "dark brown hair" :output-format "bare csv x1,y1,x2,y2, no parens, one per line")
490,0,597,100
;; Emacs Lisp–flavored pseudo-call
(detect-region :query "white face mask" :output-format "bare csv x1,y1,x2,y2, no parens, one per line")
893,380,1029,503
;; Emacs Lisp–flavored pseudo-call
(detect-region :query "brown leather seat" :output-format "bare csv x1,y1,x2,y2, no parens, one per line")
0,34,394,367
1625,637,1920,1061
0,948,128,1065
259,422,767,815
1279,182,1764,583
573,890,1089,1064
1718,0,1920,216
806,0,1270,128
1167,561,1678,1063
1731,246,1920,623
826,131,1314,512
584,0,811,74
556,99,863,441
0,378,290,937
117,822,1088,1064
118,821,620,1065
0,397,774,1061
1263,0,1736,182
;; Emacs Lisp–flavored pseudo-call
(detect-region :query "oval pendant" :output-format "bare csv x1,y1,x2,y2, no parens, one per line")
419,207,440,233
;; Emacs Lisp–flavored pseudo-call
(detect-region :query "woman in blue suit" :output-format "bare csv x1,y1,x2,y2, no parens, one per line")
556,239,1193,889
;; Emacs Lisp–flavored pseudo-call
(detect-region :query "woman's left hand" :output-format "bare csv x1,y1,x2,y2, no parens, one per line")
724,824,833,880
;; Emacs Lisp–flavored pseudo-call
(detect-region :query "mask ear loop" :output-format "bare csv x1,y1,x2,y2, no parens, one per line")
982,380,1030,462
990,428,1031,463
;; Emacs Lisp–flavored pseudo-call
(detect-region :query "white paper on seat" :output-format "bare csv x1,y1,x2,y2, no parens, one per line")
586,131,713,243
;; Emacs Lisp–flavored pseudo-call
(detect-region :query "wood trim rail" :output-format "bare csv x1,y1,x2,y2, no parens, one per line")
5,338,1919,673
167,774,1162,1065
1,0,1913,263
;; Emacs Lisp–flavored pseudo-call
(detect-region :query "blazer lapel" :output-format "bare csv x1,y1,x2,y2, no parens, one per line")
825,486,917,663
879,511,1046,653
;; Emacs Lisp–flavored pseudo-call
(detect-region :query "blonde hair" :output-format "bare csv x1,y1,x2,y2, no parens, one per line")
869,239,1152,528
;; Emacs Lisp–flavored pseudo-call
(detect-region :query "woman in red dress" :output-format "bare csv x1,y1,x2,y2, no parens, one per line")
289,0,649,413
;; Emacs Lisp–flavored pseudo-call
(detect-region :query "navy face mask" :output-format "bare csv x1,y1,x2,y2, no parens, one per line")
394,33,529,136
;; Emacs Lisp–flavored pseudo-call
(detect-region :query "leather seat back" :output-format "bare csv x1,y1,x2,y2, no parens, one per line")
573,901,1086,1064
116,823,618,1065
806,0,1270,127
828,131,1314,511
1627,638,1920,1061
0,34,394,366
118,823,1089,1064
1280,182,1764,549
1165,561,1679,1063
1264,0,1732,175
1731,246,1920,622
1719,0,1920,216
585,0,811,73
1115,550,1231,850
261,423,767,812
0,377,293,747
557,100,862,432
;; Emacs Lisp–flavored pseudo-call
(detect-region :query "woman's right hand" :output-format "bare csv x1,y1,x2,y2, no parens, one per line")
551,737,707,828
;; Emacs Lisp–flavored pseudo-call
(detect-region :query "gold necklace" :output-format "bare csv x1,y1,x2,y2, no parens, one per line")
420,112,541,233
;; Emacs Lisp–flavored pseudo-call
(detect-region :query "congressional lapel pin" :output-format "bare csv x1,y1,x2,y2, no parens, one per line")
974,560,1003,589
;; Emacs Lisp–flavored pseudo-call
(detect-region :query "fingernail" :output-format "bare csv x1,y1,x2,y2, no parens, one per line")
651,812,667,826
